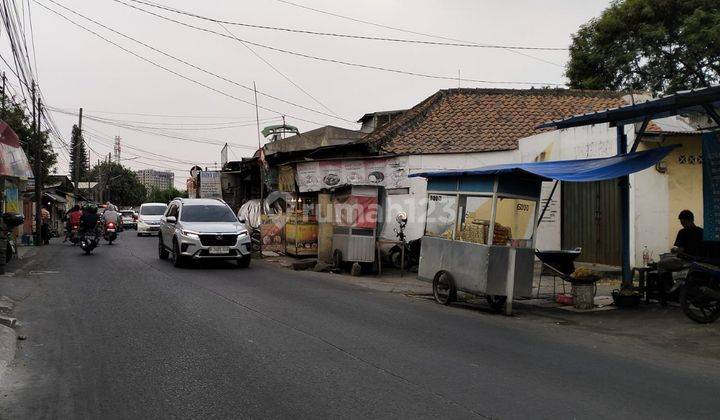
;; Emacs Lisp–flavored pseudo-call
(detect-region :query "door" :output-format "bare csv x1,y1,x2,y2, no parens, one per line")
562,180,622,266
161,203,178,245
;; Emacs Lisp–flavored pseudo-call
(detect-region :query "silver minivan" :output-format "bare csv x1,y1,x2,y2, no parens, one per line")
158,198,251,268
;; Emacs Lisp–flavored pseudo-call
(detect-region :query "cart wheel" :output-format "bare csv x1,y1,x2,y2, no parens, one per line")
433,271,456,305
333,249,343,269
486,295,507,313
350,262,362,277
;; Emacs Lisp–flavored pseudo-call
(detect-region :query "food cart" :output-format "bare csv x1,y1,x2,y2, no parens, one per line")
285,195,318,257
412,145,680,314
412,171,542,311
331,185,380,276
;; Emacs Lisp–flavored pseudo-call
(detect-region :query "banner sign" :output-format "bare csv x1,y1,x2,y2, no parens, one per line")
295,157,409,192
199,171,222,199
0,122,33,178
703,131,720,241
4,179,19,213
278,165,296,192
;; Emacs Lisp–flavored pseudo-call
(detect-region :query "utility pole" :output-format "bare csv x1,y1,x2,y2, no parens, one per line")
253,81,264,206
74,107,83,198
1,72,5,119
32,83,42,246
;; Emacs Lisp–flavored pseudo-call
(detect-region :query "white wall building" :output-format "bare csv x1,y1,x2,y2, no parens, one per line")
135,169,175,191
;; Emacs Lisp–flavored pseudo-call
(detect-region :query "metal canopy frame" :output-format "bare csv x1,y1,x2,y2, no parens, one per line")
537,85,720,285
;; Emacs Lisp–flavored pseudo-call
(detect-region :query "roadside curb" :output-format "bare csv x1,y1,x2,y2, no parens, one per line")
0,324,16,378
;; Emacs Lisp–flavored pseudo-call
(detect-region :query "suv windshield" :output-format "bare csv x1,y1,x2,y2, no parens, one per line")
140,205,166,216
180,204,237,223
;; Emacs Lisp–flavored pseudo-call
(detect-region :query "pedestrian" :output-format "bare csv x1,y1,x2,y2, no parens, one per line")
41,206,51,245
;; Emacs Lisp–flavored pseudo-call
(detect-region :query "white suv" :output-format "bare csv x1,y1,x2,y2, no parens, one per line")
158,198,251,268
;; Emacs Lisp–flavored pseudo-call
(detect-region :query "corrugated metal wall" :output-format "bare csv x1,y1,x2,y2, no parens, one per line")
562,180,621,266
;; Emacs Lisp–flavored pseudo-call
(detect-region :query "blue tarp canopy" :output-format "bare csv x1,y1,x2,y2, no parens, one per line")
410,145,678,182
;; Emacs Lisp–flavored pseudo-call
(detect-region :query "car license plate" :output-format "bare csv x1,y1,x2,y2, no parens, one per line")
209,246,230,255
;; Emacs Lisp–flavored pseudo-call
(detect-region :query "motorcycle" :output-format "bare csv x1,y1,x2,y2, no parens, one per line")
679,261,720,324
68,224,81,245
80,229,101,255
103,220,118,245
387,212,422,270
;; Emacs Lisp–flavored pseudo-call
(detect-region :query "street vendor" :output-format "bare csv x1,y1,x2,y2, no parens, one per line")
673,210,704,257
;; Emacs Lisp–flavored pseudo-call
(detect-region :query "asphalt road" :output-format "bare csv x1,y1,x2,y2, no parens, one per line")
0,233,719,419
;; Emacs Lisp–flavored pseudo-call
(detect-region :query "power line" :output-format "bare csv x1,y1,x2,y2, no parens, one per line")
49,106,259,150
110,0,563,86
33,0,337,128
128,0,568,51
218,22,339,118
275,0,566,68
40,0,352,124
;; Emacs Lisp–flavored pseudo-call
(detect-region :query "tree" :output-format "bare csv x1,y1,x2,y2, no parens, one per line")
146,187,187,204
566,0,720,94
87,161,147,207
0,93,58,182
68,124,88,184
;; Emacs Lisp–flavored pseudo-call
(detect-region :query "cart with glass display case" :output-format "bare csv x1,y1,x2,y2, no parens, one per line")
414,172,541,311
331,185,380,276
285,194,318,257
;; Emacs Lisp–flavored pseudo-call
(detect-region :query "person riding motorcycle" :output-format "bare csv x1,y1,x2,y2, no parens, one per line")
64,205,83,242
79,204,101,238
101,203,121,231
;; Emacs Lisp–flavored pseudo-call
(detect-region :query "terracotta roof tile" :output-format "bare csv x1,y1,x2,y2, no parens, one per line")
364,88,628,154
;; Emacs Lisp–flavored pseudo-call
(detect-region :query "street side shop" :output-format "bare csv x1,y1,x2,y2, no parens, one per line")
412,146,678,315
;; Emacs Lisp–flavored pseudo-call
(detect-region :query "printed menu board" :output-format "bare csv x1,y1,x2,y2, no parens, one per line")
703,131,720,241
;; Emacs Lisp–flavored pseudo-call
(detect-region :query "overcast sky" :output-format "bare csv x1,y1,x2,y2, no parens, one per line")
4,0,611,188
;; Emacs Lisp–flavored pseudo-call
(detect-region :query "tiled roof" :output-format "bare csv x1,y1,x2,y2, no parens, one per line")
364,88,628,154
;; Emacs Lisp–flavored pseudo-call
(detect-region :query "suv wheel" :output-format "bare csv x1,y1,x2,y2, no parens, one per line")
171,239,185,268
158,236,169,260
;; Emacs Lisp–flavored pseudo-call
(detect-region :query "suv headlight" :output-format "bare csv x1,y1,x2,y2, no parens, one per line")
181,229,200,240
237,231,248,239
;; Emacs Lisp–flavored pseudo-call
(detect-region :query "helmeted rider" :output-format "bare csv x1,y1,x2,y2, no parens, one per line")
79,203,101,238
63,205,83,242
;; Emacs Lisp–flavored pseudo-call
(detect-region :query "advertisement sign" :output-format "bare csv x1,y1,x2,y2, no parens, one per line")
199,171,222,199
296,157,409,192
0,122,33,179
703,131,720,241
285,214,318,256
278,165,296,192
260,214,285,253
4,179,19,213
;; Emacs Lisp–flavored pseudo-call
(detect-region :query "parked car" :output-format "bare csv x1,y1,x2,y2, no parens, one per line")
158,198,251,268
137,202,167,236
120,210,137,230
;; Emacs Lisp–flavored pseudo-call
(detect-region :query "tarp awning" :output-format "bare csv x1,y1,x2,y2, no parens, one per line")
410,145,678,182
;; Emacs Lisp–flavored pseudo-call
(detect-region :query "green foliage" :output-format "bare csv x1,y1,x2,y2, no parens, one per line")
146,187,187,204
68,124,88,183
88,161,147,207
566,0,720,94
0,94,57,182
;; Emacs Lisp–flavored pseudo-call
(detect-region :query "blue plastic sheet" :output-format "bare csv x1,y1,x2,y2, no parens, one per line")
411,145,679,182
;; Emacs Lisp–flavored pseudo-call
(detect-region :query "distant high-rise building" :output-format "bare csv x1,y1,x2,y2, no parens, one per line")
135,169,174,191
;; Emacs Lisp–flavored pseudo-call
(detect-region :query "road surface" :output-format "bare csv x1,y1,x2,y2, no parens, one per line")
0,233,718,419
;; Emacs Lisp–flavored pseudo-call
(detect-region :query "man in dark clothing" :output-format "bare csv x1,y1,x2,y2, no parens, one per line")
79,204,100,237
673,209,704,257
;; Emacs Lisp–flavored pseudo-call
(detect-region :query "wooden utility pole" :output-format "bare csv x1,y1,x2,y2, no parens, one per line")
73,107,83,197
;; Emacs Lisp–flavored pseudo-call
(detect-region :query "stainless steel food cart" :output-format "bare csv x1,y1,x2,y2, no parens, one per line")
331,185,379,276
412,171,542,313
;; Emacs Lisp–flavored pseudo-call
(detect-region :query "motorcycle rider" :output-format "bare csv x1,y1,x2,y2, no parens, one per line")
102,202,121,230
63,205,82,242
79,203,101,240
